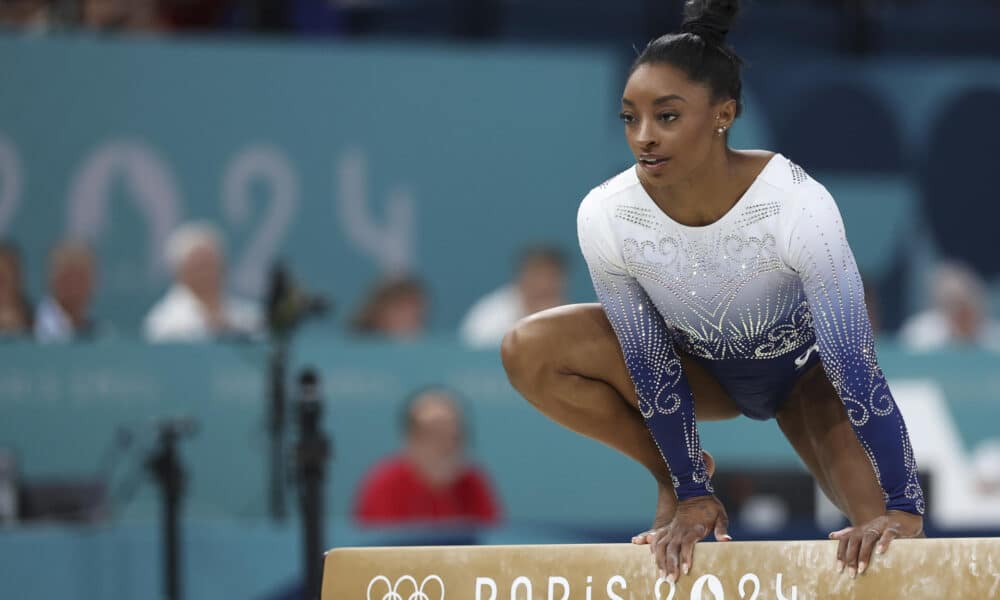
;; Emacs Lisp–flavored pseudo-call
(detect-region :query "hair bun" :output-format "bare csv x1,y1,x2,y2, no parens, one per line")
680,0,740,45
679,20,728,45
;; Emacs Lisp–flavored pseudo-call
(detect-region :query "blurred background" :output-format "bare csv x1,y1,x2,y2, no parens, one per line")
0,0,998,598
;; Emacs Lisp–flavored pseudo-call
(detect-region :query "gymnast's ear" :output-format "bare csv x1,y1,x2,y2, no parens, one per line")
714,98,738,131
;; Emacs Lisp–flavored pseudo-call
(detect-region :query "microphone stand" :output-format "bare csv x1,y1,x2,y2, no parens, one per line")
294,369,331,600
268,337,288,521
147,420,195,600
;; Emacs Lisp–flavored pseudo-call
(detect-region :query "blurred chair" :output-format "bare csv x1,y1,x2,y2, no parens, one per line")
775,82,903,172
19,479,109,523
921,87,1000,279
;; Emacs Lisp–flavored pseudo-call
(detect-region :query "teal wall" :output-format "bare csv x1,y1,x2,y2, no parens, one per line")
0,520,607,600
1,339,997,525
0,34,627,331
0,33,796,335
2,36,999,336
0,339,997,599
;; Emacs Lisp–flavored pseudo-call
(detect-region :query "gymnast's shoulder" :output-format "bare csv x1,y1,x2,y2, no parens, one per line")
577,165,642,223
758,152,838,209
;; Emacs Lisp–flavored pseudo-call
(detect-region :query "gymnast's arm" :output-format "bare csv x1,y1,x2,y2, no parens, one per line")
577,197,712,503
784,183,925,517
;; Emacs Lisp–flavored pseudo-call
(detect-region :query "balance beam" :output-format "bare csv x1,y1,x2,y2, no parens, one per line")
323,538,1000,599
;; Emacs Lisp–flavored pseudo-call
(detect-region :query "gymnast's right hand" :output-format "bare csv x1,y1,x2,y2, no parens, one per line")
650,495,731,583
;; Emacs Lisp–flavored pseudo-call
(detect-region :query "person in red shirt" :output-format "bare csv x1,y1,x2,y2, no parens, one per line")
354,386,501,526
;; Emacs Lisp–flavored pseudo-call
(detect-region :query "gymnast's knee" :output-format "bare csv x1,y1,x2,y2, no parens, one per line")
501,316,553,395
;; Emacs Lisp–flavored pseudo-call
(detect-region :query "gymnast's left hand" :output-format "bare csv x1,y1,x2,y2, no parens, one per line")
651,495,731,584
828,510,924,578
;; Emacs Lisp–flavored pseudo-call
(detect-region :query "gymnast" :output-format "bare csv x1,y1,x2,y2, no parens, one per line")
501,0,924,585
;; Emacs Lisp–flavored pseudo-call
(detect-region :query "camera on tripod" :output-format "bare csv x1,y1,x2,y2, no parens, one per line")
265,262,331,338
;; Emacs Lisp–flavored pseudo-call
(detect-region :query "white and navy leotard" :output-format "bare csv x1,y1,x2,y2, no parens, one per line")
577,154,925,515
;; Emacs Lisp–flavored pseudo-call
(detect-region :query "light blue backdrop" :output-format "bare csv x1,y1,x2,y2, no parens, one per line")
1,339,998,600
2,35,998,334
0,33,790,334
0,34,629,331
1,339,997,525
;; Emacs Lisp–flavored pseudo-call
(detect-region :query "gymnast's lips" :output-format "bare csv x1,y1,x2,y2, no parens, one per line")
639,155,670,172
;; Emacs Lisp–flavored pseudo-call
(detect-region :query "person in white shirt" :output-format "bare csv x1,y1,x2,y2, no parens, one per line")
899,261,1000,352
144,222,260,342
34,241,96,343
459,246,567,348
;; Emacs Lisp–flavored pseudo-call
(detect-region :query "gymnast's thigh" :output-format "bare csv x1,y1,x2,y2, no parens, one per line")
516,302,741,422
780,360,847,427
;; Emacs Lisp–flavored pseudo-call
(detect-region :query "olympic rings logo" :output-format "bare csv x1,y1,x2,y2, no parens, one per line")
366,575,445,600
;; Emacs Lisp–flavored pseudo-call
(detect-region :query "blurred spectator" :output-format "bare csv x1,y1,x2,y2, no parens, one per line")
460,245,567,348
34,240,96,343
972,439,1000,496
354,386,501,526
157,0,230,31
0,242,32,337
0,0,51,30
144,222,260,342
80,0,162,31
900,261,1000,352
350,276,427,340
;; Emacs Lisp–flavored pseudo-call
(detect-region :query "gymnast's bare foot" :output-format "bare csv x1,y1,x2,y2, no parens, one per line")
631,451,716,545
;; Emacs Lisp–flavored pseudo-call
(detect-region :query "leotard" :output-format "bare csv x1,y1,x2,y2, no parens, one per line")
577,154,924,514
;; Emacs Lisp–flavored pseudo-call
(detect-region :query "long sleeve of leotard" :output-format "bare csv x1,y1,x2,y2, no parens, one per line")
784,183,925,515
578,194,713,501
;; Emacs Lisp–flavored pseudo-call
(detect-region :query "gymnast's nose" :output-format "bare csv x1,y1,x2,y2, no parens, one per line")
637,121,659,149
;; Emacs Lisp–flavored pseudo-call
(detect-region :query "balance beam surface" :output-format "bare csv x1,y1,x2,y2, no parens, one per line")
323,538,1000,599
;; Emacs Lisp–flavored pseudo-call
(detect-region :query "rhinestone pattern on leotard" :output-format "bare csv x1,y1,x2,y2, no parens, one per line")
577,157,925,514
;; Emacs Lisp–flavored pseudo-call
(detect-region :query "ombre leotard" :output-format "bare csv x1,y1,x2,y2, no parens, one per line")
577,154,924,514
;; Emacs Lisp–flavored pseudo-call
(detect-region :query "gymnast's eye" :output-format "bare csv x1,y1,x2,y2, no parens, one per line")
658,112,679,123
619,112,636,124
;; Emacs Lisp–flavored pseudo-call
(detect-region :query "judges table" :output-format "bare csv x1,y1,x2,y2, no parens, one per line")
322,538,1000,600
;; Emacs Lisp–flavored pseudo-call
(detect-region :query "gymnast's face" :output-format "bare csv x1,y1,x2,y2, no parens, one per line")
620,63,731,186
